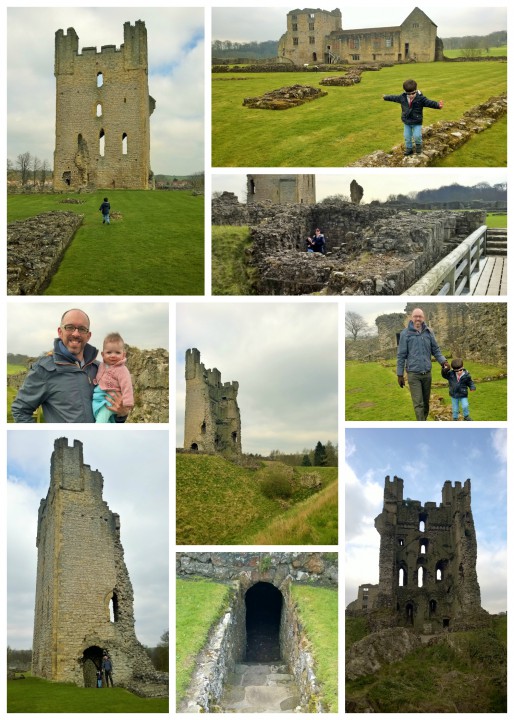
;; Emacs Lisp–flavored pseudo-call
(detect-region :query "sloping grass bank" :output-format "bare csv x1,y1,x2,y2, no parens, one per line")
176,578,231,708
292,585,338,712
8,190,204,295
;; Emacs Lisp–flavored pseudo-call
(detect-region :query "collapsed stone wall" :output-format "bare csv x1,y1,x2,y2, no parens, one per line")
33,438,167,696
7,212,84,295
212,192,248,225
8,347,169,423
245,200,486,295
375,302,507,366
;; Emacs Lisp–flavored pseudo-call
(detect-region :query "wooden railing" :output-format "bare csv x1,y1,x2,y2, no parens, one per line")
402,226,488,296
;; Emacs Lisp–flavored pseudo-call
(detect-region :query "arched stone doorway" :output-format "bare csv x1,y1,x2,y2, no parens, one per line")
82,645,103,687
245,582,283,662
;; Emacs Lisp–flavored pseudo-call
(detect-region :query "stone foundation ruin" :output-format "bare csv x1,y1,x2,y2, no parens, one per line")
177,552,337,712
212,195,487,295
32,438,168,697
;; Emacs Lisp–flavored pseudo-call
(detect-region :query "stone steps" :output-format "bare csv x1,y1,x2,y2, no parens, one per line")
220,662,302,713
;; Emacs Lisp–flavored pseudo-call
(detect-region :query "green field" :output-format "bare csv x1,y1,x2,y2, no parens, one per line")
443,46,507,58
346,359,507,421
346,615,507,712
487,212,507,228
432,114,506,167
176,578,231,708
176,454,337,544
212,61,506,166
212,225,254,294
7,675,168,713
7,190,204,295
292,585,338,712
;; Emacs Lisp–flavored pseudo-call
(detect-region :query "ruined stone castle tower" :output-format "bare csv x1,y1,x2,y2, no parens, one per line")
373,476,483,631
54,21,155,191
32,438,165,694
247,175,316,205
184,348,242,454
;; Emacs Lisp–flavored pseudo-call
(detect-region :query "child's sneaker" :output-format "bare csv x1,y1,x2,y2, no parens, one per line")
464,416,473,421
404,147,413,156
415,144,423,154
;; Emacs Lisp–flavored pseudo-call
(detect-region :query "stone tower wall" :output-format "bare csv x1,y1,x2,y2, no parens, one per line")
247,175,316,205
374,476,483,631
32,438,156,687
184,348,242,454
278,8,342,65
54,21,154,191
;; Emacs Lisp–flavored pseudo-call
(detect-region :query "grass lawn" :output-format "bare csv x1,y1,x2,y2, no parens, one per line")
432,114,507,167
443,46,507,58
346,359,506,421
176,579,231,707
212,225,254,294
212,61,506,166
7,675,168,713
487,212,507,229
292,585,338,712
8,190,204,295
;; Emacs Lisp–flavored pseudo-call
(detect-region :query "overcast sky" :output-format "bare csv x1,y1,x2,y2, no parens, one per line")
7,7,204,176
212,170,508,203
7,301,169,356
7,430,169,649
345,427,507,614
212,5,507,43
176,302,338,455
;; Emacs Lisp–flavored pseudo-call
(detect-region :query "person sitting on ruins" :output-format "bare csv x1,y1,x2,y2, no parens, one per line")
99,197,111,224
383,78,443,156
93,332,134,423
306,228,326,253
441,357,476,421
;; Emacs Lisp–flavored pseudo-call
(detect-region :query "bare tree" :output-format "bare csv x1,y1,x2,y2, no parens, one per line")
189,171,204,192
345,311,370,341
40,159,50,188
32,156,42,187
16,152,32,186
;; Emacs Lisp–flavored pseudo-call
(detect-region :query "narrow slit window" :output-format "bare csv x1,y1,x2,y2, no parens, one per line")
99,129,105,157
96,103,102,117
97,72,104,88
122,133,128,155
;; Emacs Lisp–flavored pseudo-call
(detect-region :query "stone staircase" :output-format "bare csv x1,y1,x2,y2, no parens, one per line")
220,662,302,713
486,228,507,256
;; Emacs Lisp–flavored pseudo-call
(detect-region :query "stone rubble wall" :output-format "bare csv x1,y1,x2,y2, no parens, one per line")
7,212,84,295
212,192,248,225
8,347,169,423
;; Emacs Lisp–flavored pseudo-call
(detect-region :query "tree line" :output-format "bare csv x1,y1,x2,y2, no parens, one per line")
442,30,506,50
269,440,337,467
8,152,51,188
212,39,278,59
386,181,507,204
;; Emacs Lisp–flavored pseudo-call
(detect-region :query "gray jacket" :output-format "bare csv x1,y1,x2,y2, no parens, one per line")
396,321,446,375
11,339,99,423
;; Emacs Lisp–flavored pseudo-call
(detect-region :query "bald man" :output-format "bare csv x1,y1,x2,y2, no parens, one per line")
396,308,449,421
11,309,130,423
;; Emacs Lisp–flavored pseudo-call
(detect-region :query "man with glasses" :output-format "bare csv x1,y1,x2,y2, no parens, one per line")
383,78,443,156
11,308,129,423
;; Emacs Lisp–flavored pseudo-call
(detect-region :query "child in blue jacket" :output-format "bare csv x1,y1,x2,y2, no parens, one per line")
441,357,476,421
383,78,443,156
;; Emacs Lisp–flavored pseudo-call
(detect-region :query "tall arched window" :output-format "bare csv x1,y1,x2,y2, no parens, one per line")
96,103,102,117
122,133,128,155
99,129,105,157
398,568,405,586
417,567,424,587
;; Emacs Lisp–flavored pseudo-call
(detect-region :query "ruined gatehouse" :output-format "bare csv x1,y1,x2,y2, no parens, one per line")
347,475,488,632
32,438,167,696
184,348,242,454
54,21,155,191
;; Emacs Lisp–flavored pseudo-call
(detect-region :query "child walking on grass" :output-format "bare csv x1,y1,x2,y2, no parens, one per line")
93,332,134,423
383,78,443,155
441,357,476,421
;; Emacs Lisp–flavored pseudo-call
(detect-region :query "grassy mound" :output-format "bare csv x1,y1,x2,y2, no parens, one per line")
7,675,168,713
212,225,255,295
176,578,231,708
176,454,337,544
8,190,204,295
345,616,507,712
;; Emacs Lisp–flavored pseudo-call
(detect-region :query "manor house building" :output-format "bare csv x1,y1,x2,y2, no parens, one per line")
278,7,442,65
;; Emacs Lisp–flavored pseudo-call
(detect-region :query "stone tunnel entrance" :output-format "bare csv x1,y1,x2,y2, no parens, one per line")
245,582,283,662
82,645,104,687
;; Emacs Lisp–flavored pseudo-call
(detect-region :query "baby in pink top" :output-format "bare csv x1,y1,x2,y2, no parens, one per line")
93,332,134,423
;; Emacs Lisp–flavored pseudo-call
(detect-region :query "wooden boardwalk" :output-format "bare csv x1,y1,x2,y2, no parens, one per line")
468,256,507,296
